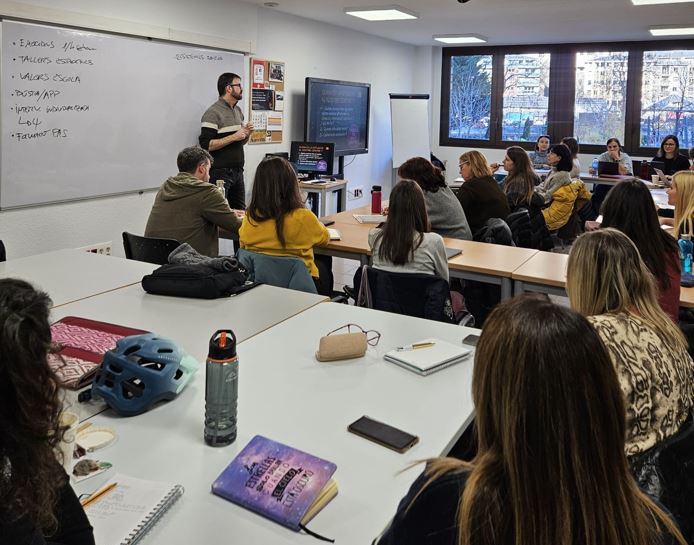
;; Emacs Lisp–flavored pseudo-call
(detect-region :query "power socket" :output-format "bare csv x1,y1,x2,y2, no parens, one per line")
352,186,363,199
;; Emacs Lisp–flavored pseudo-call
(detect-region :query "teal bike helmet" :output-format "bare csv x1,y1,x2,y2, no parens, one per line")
91,333,198,416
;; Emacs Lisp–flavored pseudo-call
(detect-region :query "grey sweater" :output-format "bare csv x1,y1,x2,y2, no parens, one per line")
535,170,573,204
368,229,449,282
424,186,472,241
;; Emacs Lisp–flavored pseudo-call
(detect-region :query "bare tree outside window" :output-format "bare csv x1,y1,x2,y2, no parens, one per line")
448,55,492,140
574,52,628,145
641,50,694,149
502,53,550,142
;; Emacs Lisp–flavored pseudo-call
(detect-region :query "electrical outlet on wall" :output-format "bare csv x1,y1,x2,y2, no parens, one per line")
350,186,363,200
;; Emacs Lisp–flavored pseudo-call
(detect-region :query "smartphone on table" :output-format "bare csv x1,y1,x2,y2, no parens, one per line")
347,416,419,453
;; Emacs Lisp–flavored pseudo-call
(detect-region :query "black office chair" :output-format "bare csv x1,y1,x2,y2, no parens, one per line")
631,410,694,542
354,266,470,324
0,240,5,262
122,232,180,265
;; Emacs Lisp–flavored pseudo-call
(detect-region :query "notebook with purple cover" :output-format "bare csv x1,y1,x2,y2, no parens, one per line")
211,435,338,531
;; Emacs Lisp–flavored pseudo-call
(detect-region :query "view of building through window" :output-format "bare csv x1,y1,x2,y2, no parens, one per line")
447,54,492,140
641,50,694,149
502,53,550,142
574,51,628,146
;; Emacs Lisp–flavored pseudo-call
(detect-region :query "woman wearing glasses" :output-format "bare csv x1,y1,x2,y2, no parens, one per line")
653,134,690,176
239,157,333,295
456,151,510,236
377,295,686,545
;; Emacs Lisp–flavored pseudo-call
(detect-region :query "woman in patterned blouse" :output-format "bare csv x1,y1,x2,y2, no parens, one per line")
567,228,694,457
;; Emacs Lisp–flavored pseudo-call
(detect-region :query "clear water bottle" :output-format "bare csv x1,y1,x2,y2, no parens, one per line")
204,329,238,447
679,234,693,274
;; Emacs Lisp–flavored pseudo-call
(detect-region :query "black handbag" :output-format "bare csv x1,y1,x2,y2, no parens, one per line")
141,263,251,299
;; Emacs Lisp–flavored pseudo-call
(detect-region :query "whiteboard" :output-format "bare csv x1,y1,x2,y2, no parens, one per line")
0,20,244,209
389,94,430,169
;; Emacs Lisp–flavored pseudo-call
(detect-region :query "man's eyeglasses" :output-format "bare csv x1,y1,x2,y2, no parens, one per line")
228,83,243,89
326,323,381,346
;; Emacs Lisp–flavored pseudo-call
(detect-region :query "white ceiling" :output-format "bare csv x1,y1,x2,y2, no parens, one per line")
247,0,694,46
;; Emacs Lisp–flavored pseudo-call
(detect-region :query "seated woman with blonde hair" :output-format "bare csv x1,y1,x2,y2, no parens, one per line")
377,295,686,545
456,150,509,236
567,228,694,458
666,170,694,236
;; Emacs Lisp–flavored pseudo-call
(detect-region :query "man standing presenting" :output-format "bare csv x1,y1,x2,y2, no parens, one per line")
199,73,254,210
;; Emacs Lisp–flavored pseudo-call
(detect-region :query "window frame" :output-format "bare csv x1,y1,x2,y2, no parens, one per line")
440,39,694,156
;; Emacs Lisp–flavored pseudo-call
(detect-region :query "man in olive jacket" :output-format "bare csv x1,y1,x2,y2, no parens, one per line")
145,146,242,257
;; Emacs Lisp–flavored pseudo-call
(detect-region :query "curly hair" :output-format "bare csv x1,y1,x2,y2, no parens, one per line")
0,278,65,532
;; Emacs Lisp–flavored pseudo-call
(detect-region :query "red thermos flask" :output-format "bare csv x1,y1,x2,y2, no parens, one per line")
371,185,382,214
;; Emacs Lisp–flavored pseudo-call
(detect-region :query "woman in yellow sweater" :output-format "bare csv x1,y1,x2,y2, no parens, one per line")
239,157,333,295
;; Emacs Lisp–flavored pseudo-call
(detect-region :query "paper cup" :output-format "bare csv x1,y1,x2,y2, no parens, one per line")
57,411,79,474
652,175,660,184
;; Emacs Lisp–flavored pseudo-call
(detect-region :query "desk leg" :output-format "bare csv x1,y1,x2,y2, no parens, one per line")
338,188,346,213
500,278,512,300
513,280,526,296
319,189,327,217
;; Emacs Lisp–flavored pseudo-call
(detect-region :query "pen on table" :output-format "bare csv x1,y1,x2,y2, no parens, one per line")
396,342,435,351
80,482,118,508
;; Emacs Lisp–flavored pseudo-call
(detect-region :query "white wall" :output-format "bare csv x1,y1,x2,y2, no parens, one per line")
0,1,416,258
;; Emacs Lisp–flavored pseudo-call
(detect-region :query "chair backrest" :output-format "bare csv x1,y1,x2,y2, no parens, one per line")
355,266,455,323
236,249,317,294
0,240,5,262
122,232,180,265
473,217,514,246
632,410,694,541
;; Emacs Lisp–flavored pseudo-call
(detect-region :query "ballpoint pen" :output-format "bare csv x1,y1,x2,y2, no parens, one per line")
396,342,435,351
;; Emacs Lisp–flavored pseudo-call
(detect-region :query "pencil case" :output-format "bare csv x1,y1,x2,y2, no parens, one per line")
315,332,367,362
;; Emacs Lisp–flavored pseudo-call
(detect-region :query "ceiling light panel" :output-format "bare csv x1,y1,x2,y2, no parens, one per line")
650,26,694,35
344,6,418,21
433,34,487,44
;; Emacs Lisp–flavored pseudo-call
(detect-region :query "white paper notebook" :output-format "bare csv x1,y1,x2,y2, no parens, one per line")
353,214,386,224
84,474,184,545
328,228,341,240
384,338,472,376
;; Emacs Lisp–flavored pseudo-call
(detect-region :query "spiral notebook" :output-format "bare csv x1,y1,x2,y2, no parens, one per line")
84,474,184,545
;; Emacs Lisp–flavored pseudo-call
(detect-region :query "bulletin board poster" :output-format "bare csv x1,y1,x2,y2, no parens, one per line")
249,58,284,144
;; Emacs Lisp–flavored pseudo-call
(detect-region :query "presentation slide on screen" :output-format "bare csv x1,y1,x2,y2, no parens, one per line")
307,83,368,152
294,143,331,172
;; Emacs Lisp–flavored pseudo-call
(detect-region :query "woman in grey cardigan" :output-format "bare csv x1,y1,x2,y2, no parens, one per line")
397,157,472,240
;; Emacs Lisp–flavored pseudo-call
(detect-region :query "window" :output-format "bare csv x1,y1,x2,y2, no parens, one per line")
448,55,492,140
440,40,694,154
574,52,628,145
640,50,694,149
502,53,550,142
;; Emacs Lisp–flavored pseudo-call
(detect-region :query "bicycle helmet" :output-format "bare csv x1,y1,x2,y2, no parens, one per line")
91,333,198,416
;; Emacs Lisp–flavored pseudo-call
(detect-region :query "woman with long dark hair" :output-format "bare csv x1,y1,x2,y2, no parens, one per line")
561,136,581,177
378,295,685,545
653,134,690,176
398,157,471,240
240,157,333,294
369,179,448,281
0,279,95,544
600,179,680,322
500,146,541,209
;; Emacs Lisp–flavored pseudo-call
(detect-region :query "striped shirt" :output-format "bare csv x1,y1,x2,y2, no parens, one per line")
199,98,245,168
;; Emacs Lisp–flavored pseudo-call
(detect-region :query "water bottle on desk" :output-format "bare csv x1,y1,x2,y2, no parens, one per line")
371,185,382,214
204,329,238,447
216,179,226,197
679,234,693,274
590,158,598,175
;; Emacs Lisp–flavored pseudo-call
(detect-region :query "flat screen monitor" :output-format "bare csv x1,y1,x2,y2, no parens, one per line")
290,141,335,177
304,77,370,156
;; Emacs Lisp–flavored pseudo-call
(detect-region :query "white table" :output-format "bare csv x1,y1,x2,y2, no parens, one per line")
53,283,328,422
0,249,157,308
74,302,478,544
